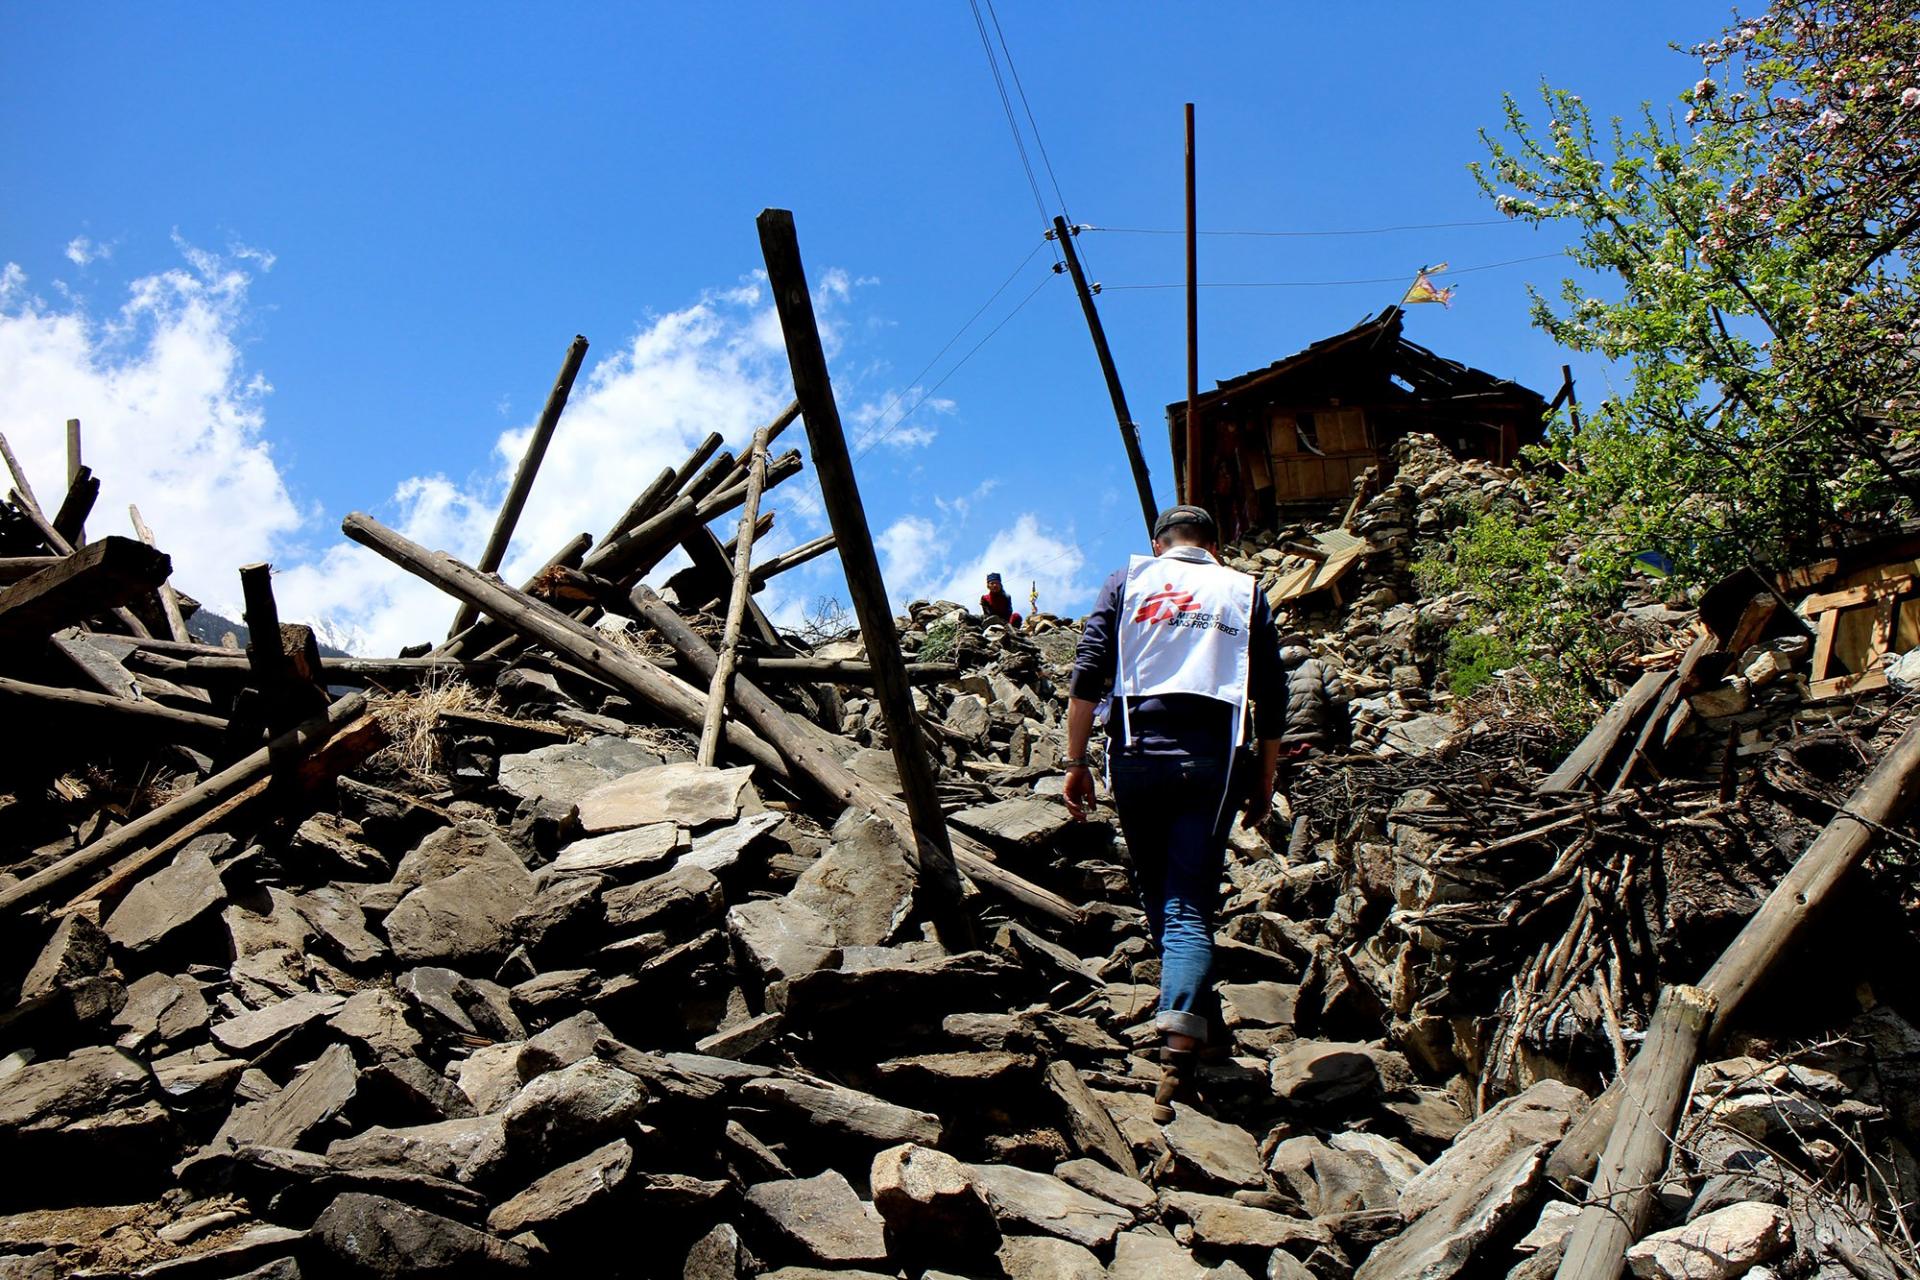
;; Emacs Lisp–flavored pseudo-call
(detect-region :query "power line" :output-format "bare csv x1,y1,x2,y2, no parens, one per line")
983,0,1071,225
1099,251,1570,291
967,0,1053,244
1089,218,1517,239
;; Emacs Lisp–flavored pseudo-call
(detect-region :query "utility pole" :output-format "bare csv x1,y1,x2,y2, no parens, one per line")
1184,102,1201,505
1052,216,1157,541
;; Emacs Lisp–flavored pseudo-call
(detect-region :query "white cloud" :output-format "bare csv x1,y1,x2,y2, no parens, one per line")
0,249,302,611
874,508,1090,617
64,236,111,267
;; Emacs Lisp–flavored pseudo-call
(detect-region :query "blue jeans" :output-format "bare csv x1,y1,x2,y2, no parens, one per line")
1108,752,1249,1042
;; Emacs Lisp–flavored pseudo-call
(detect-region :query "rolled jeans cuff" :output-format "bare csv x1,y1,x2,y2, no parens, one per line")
1155,1009,1208,1041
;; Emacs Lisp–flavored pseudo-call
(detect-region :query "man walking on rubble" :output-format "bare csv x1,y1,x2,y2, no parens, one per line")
1061,504,1285,1123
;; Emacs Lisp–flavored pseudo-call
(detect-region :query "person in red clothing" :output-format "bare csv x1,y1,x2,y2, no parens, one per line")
980,572,1022,628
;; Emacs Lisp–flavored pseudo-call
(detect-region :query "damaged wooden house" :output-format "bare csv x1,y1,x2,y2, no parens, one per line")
1166,305,1551,545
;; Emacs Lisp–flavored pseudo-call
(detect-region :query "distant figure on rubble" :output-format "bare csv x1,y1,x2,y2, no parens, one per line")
979,572,1022,628
1276,632,1350,860
1060,504,1285,1124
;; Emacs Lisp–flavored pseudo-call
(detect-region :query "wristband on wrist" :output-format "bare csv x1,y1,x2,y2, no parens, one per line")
1062,757,1090,769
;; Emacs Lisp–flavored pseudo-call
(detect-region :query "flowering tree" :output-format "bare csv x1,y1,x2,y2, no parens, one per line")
1477,1,1920,581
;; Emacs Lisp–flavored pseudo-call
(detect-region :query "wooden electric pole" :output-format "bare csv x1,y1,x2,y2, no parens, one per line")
1052,217,1157,541
1184,103,1201,505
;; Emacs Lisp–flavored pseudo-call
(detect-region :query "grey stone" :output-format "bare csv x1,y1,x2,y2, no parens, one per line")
944,694,993,743
311,1192,532,1276
1162,1104,1267,1190
740,1077,942,1150
1269,1039,1407,1106
327,1113,509,1185
1329,1131,1427,1189
103,845,225,952
1053,1157,1155,1215
1398,1079,1586,1221
544,821,684,880
384,828,535,968
21,914,111,1005
297,886,389,969
870,1142,999,1256
1106,1230,1211,1279
1218,981,1299,1030
602,862,722,935
995,1235,1108,1280
966,1162,1130,1249
328,989,425,1063
1354,1141,1551,1280
500,1056,648,1165
0,1044,169,1147
726,898,838,988
488,1137,633,1235
1043,1059,1137,1177
497,736,662,809
951,796,1072,847
515,1010,616,1080
575,762,752,834
1269,1135,1401,1216
790,809,916,947
455,1043,524,1114
746,1170,889,1266
682,1223,746,1280
113,972,209,1048
224,886,318,959
150,1044,246,1102
212,1042,359,1153
211,991,347,1055
509,876,604,958
683,811,785,875
1626,1200,1792,1280
1162,1190,1336,1251
697,1012,784,1059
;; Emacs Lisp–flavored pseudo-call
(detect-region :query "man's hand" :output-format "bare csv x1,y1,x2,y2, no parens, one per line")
1240,788,1273,830
1063,764,1094,821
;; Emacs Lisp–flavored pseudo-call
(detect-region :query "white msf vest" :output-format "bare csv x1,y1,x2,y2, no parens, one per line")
1115,548,1256,754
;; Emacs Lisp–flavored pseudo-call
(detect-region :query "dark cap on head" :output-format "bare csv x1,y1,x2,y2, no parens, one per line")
985,572,1002,585
1153,504,1218,542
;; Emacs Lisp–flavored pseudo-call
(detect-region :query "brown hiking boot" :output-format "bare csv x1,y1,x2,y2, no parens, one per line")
1151,1046,1196,1124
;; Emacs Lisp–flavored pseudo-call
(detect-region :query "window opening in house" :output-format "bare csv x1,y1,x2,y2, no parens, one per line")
1296,412,1324,456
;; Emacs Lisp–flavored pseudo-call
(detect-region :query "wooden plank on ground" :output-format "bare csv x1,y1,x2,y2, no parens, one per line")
0,537,170,648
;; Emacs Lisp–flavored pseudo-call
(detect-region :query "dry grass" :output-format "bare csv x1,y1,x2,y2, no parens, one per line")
370,676,498,782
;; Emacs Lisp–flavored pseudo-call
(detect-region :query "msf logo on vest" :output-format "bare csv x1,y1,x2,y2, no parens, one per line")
1133,584,1202,625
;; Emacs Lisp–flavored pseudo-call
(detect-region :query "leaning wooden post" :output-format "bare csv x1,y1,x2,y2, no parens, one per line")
128,505,191,642
449,334,589,637
1553,985,1716,1280
699,423,772,766
239,563,287,691
750,532,837,590
65,418,82,489
757,207,975,949
0,432,42,515
1549,715,1920,1187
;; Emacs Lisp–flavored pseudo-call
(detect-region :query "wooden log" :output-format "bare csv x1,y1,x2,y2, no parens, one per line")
1611,633,1716,792
683,449,738,505
0,675,228,742
1537,669,1671,794
65,418,82,489
51,465,98,549
140,653,506,687
60,708,387,917
0,536,170,649
0,692,370,914
721,511,776,557
581,450,803,583
449,334,589,637
435,531,593,660
0,431,41,515
1553,985,1716,1280
633,587,1082,927
669,431,726,497
597,467,680,551
758,207,973,948
339,512,793,782
682,527,782,647
0,556,61,583
750,533,837,589
700,424,773,765
1549,714,1920,1187
127,504,192,643
675,656,959,685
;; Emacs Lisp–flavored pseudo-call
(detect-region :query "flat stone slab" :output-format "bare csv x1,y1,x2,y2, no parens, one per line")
1398,1079,1585,1221
488,1137,633,1236
746,1170,889,1267
790,810,916,948
498,736,662,809
966,1162,1130,1249
682,811,784,874
741,1077,942,1150
576,763,752,834
211,991,347,1055
952,796,1073,848
544,822,685,879
103,845,226,953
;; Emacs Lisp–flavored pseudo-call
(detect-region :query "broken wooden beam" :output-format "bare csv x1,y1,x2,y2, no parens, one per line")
700,423,773,766
0,536,170,649
720,511,776,557
51,464,99,549
750,533,836,590
671,656,959,686
1552,984,1716,1280
0,431,41,515
759,206,973,949
128,504,192,643
0,692,371,914
0,675,229,744
340,511,793,783
598,468,680,552
449,334,589,637
1549,713,1920,1187
1536,669,1671,794
670,431,726,496
0,557,62,583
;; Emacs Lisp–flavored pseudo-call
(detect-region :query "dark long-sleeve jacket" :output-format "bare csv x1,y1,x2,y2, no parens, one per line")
1069,552,1285,757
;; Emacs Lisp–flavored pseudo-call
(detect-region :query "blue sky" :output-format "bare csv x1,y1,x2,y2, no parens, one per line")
0,4,1721,651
